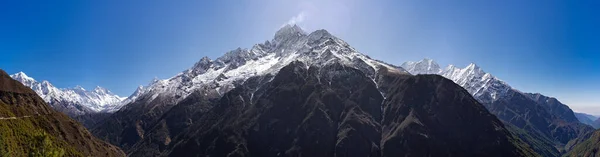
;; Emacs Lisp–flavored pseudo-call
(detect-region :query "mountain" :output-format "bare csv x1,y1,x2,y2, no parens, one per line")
92,25,404,151
401,59,594,155
0,69,125,156
592,118,600,129
565,129,600,157
400,58,441,74
575,112,598,127
133,61,537,156
9,72,125,126
92,25,540,156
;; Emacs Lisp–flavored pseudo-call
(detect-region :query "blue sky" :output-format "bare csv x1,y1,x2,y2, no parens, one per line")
1,0,599,113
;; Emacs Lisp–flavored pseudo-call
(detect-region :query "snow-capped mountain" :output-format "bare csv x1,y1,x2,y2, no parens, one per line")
9,72,125,114
401,58,584,124
119,85,146,106
401,59,511,103
400,58,442,74
95,25,410,148
131,24,406,106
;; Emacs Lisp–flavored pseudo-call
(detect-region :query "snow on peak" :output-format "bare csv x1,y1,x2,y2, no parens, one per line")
9,72,125,114
401,59,511,103
134,85,145,94
273,24,308,49
11,71,34,81
120,85,146,106
94,86,112,95
275,24,306,39
73,85,86,91
466,63,482,72
10,72,37,87
401,58,442,74
137,28,408,105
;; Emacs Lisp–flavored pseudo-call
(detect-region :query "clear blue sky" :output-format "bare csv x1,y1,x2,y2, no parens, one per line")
1,0,599,113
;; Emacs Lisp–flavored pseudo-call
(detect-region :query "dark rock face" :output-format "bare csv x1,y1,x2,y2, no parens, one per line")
126,79,238,156
74,111,112,128
92,92,176,151
525,93,579,123
122,63,538,157
400,59,594,156
376,71,537,157
483,90,594,154
165,62,385,157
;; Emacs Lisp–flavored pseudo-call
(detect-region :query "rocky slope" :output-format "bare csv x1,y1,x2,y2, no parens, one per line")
91,25,545,156
0,69,125,156
132,62,538,156
92,25,404,151
565,129,600,157
401,59,594,155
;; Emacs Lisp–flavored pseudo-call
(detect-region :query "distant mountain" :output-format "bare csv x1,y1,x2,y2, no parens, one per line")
9,72,125,126
0,69,124,156
575,112,599,123
401,59,594,155
572,112,600,128
592,118,600,129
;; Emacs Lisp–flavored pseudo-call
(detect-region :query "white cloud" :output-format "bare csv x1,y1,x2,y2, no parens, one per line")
285,11,306,26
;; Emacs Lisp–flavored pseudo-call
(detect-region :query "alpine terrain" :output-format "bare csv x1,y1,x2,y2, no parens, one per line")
10,72,126,127
401,58,595,156
91,25,542,156
0,69,125,156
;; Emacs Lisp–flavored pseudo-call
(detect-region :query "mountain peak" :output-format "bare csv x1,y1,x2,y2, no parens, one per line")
10,71,36,83
466,63,480,70
0,70,36,94
445,64,457,70
401,58,442,74
71,85,86,92
189,56,213,75
130,86,145,97
12,71,29,78
273,24,307,45
94,86,110,94
306,29,334,42
465,63,485,75
276,24,305,36
136,85,144,91
199,56,211,63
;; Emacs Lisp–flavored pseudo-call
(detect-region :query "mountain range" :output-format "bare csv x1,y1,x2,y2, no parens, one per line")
9,72,127,127
0,69,124,156
401,58,594,156
4,25,600,156
88,25,547,156
574,112,598,126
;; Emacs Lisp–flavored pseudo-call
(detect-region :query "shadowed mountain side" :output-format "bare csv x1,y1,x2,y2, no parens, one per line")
565,129,600,157
376,71,539,157
164,61,385,157
119,62,538,157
